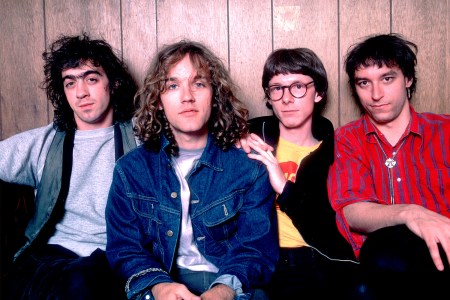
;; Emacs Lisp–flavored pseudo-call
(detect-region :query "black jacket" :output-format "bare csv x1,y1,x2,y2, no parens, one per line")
249,115,356,261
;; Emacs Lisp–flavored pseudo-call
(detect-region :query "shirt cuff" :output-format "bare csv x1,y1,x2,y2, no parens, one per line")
210,274,243,295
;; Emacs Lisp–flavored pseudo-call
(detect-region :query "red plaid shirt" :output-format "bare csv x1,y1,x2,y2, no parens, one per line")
328,106,450,258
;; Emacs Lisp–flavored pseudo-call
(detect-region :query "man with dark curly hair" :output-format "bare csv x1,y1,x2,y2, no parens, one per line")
0,33,138,299
105,40,278,300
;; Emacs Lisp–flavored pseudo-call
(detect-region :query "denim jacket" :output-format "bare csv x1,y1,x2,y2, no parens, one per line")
106,134,278,299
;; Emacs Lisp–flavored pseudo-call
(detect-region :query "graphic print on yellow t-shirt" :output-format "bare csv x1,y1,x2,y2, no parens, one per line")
276,137,321,248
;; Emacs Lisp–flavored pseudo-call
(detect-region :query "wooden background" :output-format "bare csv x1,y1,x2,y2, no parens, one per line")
0,0,448,140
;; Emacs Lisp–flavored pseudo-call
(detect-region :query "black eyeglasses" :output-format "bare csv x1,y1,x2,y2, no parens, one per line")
265,81,314,101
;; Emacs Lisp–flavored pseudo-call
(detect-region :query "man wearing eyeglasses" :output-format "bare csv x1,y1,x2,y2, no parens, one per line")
240,48,362,299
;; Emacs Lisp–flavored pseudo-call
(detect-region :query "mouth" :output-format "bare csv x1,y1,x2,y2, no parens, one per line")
370,103,389,109
180,109,198,115
79,103,94,108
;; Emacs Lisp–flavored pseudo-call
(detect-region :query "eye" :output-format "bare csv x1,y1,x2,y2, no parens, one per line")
269,86,282,92
87,78,98,84
357,80,369,88
194,81,206,88
291,83,304,90
64,81,75,89
167,83,178,90
383,76,394,83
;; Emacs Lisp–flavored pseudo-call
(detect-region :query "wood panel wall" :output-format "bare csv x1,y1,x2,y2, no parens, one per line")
0,0,448,140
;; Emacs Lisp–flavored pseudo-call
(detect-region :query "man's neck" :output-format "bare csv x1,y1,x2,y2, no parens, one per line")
175,132,208,150
279,124,319,147
371,107,411,146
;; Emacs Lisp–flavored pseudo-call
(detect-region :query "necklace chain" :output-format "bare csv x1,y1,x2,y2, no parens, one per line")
374,135,407,204
374,136,407,169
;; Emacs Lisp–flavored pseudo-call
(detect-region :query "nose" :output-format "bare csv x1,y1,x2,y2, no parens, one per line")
281,87,294,104
76,81,89,99
181,84,195,103
371,82,383,101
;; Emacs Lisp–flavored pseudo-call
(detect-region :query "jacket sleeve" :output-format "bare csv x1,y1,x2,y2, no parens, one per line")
0,124,55,187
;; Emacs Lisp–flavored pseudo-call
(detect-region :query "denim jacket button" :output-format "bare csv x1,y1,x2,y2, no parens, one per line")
170,192,177,198
167,230,174,237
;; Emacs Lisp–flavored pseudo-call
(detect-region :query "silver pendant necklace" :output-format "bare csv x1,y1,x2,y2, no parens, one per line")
374,135,407,204
374,136,407,169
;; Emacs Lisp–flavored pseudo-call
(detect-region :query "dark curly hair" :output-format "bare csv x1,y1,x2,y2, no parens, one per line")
41,33,137,131
262,47,328,117
134,40,248,156
345,33,417,110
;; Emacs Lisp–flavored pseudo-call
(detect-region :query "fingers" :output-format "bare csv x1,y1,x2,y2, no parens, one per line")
441,234,450,269
152,282,200,300
238,133,275,155
248,148,276,166
424,238,445,271
238,134,252,153
408,209,450,271
249,133,274,151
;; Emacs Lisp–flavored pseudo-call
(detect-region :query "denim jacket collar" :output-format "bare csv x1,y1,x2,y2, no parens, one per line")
161,133,226,173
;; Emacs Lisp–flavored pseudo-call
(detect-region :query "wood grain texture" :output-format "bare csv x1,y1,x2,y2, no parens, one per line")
122,0,157,85
44,0,122,51
0,0,449,138
0,0,46,139
157,0,228,65
228,0,273,119
273,0,340,127
339,0,391,126
392,0,449,114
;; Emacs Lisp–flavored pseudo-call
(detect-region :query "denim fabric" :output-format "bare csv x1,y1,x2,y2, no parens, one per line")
106,134,278,299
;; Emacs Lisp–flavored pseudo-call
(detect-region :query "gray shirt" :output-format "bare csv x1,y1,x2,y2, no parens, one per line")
0,124,116,256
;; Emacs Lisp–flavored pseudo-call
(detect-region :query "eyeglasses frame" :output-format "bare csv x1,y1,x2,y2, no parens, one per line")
265,81,315,101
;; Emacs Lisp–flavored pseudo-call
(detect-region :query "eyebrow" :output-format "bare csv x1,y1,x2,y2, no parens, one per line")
354,70,398,81
62,70,102,81
165,74,208,82
269,80,304,86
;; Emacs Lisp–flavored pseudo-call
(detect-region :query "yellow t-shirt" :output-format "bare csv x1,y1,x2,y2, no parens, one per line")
276,137,321,248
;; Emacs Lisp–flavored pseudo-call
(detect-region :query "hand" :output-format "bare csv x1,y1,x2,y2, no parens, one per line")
151,282,201,300
403,205,450,271
200,284,235,300
237,133,274,154
245,134,286,194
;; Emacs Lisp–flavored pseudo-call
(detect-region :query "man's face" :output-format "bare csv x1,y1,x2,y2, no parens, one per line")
354,64,412,126
160,54,213,147
268,73,322,132
62,61,113,130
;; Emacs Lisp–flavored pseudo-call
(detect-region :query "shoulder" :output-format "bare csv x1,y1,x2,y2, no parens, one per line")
116,145,157,168
313,115,334,138
221,145,265,171
333,118,368,153
1,123,56,145
416,111,450,125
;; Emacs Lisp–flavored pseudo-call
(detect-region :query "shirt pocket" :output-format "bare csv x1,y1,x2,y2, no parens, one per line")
131,196,161,236
414,168,449,212
202,190,244,242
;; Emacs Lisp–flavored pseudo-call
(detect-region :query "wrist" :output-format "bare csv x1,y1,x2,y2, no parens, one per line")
211,284,235,299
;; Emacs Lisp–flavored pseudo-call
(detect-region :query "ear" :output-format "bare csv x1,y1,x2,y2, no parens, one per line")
111,80,120,94
314,92,323,103
405,77,413,88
